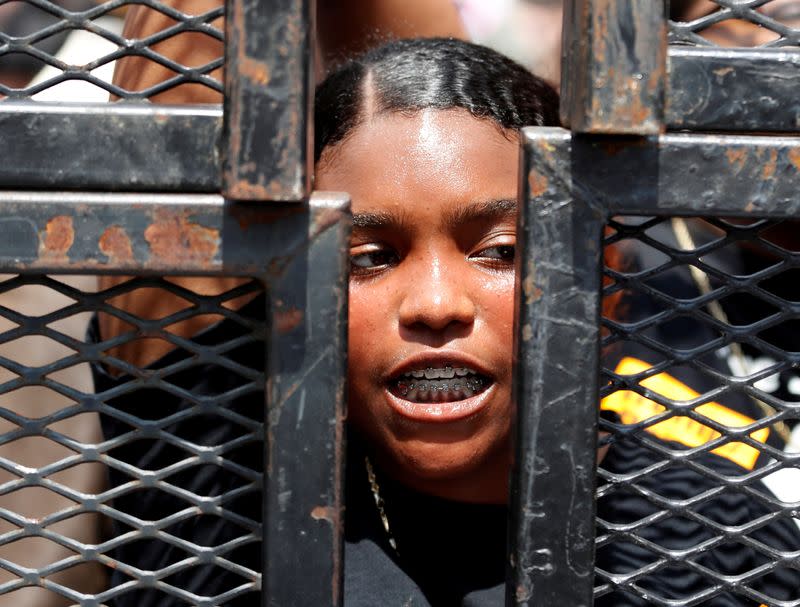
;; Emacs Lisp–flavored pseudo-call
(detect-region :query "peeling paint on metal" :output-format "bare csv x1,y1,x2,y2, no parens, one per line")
725,148,747,172
144,209,219,267
522,324,534,342
311,505,335,522
528,171,549,198
39,215,74,259
762,148,778,180
99,225,134,264
239,56,270,85
275,306,303,334
789,148,800,172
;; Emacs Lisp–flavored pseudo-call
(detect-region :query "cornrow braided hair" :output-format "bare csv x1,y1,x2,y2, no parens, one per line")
314,37,559,162
314,37,622,320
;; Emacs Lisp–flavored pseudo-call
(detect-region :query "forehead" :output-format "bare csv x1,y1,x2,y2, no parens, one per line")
314,109,519,215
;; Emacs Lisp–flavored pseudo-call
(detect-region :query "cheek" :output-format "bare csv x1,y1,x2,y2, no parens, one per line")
477,273,516,335
347,281,395,381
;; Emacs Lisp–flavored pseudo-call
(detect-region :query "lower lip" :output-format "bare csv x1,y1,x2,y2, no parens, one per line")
383,382,495,423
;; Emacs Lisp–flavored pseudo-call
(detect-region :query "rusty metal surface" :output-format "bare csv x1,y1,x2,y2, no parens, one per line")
526,128,800,218
569,131,800,217
264,194,349,607
0,103,221,192
507,127,602,606
519,124,800,604
0,193,350,606
667,46,800,132
560,0,667,135
0,191,348,275
222,0,315,201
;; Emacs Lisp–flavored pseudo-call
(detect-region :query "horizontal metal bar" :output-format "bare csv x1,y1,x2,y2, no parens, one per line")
0,191,349,275
523,127,800,217
223,0,314,201
0,103,222,192
561,0,666,135
667,47,800,132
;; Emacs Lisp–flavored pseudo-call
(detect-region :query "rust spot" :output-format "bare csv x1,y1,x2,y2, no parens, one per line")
713,66,734,79
40,215,74,259
227,179,293,201
311,505,335,522
523,261,543,305
99,225,134,264
144,209,219,267
522,324,534,342
762,148,778,180
725,148,747,172
528,171,548,198
275,306,303,334
523,276,542,305
789,148,800,171
240,56,270,86
622,81,652,128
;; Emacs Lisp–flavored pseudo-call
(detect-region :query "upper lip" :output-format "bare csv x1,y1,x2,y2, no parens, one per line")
385,351,494,383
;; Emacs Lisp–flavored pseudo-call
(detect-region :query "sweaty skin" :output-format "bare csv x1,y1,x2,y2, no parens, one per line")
99,0,467,367
316,109,519,505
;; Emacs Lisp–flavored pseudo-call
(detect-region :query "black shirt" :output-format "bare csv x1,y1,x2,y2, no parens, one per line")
91,289,800,606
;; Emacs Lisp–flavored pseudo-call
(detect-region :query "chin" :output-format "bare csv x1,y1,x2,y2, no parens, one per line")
395,435,508,487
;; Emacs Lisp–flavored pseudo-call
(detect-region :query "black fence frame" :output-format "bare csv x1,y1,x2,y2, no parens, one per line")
511,0,800,604
0,0,350,605
3,0,798,605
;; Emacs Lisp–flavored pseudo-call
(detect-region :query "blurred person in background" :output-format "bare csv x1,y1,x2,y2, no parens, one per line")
461,0,563,86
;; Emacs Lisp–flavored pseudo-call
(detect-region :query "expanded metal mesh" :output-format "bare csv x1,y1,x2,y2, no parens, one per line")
0,274,264,606
0,1,224,101
670,0,800,47
596,216,800,605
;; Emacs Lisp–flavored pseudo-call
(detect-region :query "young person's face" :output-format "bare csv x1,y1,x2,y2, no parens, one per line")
315,109,519,504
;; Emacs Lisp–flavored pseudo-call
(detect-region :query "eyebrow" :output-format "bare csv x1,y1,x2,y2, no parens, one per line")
352,209,412,230
351,198,517,233
443,198,517,230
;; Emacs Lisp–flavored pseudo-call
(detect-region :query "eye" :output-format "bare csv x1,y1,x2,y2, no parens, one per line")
350,246,399,273
471,244,516,264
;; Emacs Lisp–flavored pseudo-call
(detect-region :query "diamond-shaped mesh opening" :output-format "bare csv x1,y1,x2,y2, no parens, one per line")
0,274,264,605
599,216,800,604
670,0,800,47
0,1,224,101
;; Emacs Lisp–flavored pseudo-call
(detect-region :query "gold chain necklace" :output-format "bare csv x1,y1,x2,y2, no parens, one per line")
364,456,399,554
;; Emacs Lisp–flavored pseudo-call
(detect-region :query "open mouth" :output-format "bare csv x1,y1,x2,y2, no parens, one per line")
387,365,492,403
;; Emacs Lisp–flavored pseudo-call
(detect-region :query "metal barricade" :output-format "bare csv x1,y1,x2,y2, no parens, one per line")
0,2,347,606
513,1,800,605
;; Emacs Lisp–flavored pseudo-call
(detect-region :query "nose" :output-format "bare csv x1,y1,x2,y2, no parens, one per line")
398,254,476,335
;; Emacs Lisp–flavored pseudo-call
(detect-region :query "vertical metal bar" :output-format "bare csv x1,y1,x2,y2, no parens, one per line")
223,0,315,201
507,127,603,606
264,193,350,607
560,0,667,134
